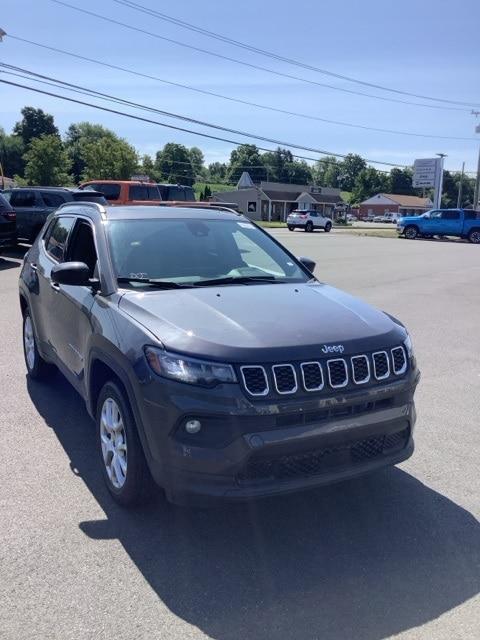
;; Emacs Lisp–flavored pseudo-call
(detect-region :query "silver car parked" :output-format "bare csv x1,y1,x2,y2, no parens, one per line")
287,209,332,233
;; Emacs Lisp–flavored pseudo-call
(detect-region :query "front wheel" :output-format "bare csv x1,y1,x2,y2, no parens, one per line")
468,229,480,244
404,225,419,240
22,309,53,380
287,225,295,231
305,221,314,232
324,221,332,233
97,381,154,507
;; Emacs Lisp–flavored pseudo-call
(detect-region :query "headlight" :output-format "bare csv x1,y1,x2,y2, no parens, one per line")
144,347,237,387
403,333,414,357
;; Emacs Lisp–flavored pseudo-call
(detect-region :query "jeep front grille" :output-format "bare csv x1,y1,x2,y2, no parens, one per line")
391,346,407,375
327,359,348,388
240,346,408,397
240,366,268,396
373,351,390,380
272,364,297,394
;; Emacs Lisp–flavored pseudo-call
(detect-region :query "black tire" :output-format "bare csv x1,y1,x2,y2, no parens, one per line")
96,381,154,507
305,221,314,233
22,308,53,380
404,225,419,240
287,225,295,231
468,229,480,244
324,221,332,233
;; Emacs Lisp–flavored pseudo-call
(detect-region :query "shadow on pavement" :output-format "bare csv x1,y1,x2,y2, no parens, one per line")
27,373,480,640
0,245,28,270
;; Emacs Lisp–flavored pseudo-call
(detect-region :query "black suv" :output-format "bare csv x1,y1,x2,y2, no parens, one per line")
4,187,107,243
0,192,17,253
19,203,420,507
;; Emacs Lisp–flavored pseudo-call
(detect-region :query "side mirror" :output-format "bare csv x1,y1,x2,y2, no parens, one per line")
298,256,316,273
51,261,93,287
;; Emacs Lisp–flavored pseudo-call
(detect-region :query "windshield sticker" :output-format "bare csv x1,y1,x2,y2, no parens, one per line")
238,222,253,228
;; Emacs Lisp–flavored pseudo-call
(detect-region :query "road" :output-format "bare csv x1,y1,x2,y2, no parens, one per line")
1,232,479,640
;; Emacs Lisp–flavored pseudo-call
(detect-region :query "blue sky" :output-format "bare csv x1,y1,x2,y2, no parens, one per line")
1,0,479,174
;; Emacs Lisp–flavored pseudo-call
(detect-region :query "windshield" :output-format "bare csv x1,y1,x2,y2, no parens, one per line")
107,218,309,287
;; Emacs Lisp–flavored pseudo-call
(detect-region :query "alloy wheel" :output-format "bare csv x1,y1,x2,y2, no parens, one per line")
100,397,128,489
24,315,35,372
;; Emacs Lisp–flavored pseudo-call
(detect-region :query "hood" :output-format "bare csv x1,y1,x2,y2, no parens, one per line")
119,282,405,362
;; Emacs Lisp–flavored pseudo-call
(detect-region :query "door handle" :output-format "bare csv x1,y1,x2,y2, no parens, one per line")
30,263,38,272
50,281,60,291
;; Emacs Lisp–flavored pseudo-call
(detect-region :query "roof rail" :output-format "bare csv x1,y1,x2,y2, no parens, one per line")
157,202,241,215
56,201,107,218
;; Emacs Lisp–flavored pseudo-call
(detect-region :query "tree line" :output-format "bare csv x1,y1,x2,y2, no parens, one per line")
0,106,475,207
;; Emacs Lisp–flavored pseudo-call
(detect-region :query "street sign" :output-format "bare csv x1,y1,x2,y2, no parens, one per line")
412,158,439,188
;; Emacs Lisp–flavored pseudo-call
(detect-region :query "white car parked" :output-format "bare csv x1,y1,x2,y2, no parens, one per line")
287,210,332,233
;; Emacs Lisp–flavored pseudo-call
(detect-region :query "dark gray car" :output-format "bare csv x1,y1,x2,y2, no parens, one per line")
4,187,107,243
19,203,420,507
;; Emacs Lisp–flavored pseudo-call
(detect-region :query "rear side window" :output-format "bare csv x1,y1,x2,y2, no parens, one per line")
166,186,185,200
87,184,121,201
128,185,161,200
11,191,36,207
442,210,460,220
41,192,67,208
464,211,480,220
45,216,75,262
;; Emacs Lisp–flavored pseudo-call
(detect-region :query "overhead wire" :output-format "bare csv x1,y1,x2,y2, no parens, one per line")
0,64,410,168
113,0,480,108
48,0,471,113
6,35,477,142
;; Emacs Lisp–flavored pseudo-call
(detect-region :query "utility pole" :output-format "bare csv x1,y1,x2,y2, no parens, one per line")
473,111,480,209
457,161,465,208
434,153,446,209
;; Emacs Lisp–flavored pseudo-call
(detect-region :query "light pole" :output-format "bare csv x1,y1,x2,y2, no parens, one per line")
457,162,465,208
434,153,446,209
473,120,480,209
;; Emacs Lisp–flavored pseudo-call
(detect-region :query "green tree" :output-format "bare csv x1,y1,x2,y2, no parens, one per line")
13,107,58,147
189,146,206,178
80,137,138,180
155,143,195,185
227,144,267,183
283,160,312,184
389,167,414,195
339,154,367,191
208,161,227,181
0,128,25,178
138,154,159,181
204,184,212,199
23,135,72,186
65,122,123,183
313,157,342,188
352,167,389,203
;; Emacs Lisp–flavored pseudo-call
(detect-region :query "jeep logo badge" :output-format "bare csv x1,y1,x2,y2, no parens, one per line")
322,344,345,354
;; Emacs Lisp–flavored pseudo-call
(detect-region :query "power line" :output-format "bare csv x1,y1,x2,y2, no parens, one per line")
48,0,471,113
113,0,480,109
0,77,394,172
0,63,409,168
6,35,477,143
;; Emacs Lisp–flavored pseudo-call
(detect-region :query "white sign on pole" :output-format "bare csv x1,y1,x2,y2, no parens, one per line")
412,158,440,188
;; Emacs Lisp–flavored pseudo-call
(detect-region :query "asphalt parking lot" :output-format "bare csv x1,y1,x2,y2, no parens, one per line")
1,232,479,640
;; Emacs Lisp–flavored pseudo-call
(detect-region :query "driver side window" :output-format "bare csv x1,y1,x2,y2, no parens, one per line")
429,210,443,219
67,220,98,278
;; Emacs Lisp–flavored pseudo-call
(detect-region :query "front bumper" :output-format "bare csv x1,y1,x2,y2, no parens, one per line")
138,367,420,505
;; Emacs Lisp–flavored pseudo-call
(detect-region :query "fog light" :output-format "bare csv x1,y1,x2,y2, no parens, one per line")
185,419,202,434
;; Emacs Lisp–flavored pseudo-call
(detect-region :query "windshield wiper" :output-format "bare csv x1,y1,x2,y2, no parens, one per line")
117,277,192,289
193,275,280,287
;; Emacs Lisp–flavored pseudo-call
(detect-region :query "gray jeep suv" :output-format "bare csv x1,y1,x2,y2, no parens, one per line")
19,203,420,506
